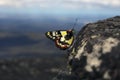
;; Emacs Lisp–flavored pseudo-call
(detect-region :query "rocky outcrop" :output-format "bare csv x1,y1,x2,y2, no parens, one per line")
67,16,120,80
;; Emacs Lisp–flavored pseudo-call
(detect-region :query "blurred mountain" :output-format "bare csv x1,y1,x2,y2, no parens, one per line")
0,16,109,58
0,16,103,32
0,18,46,33
0,31,64,57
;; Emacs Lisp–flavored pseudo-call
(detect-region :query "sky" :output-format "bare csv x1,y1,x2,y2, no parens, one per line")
0,0,120,19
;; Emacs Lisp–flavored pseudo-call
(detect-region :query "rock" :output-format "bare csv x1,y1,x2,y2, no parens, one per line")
68,16,120,80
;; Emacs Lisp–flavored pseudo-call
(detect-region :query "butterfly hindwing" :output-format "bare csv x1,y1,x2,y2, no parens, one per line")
45,29,74,50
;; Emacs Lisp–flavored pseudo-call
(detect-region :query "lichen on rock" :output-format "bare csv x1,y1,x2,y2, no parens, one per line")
67,16,120,80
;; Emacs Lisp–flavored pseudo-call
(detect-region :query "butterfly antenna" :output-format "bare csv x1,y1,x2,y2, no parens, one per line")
72,18,78,30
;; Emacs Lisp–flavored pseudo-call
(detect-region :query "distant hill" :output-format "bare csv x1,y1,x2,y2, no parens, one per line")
0,16,107,58
0,17,90,33
0,31,64,58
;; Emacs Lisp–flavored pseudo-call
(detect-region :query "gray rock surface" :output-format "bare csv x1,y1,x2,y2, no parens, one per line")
67,16,120,80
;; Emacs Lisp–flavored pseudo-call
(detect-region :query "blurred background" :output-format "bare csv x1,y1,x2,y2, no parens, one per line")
0,0,120,80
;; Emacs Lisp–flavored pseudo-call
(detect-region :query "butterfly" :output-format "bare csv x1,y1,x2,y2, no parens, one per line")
45,29,74,50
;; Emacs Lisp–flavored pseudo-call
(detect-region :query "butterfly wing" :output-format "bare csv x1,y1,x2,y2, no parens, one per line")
55,30,74,50
45,31,60,40
45,29,74,50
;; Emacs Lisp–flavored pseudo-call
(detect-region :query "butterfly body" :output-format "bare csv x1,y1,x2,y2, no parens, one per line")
45,29,74,50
